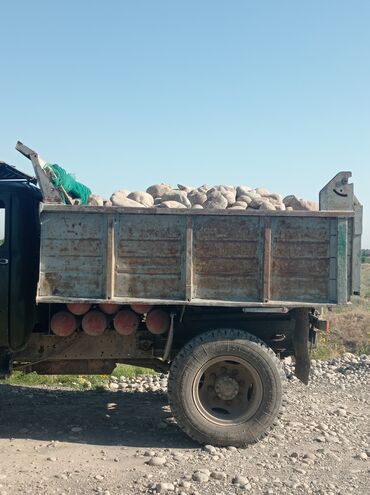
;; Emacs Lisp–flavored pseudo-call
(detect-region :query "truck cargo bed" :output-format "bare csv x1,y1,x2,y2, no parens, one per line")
37,206,356,307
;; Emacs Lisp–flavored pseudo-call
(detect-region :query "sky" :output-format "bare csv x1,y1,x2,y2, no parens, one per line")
0,0,369,246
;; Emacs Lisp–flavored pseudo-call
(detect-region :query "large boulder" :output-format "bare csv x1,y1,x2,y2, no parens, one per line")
219,186,236,206
188,190,207,206
207,186,236,206
158,201,187,209
88,195,105,206
259,201,276,211
191,204,204,209
203,191,228,209
111,193,144,207
146,183,173,198
248,195,264,209
232,201,248,209
162,190,191,208
127,191,154,207
255,187,271,197
236,185,252,196
197,184,209,194
113,189,130,198
275,203,286,211
265,193,283,204
236,195,252,205
283,195,319,211
177,184,193,193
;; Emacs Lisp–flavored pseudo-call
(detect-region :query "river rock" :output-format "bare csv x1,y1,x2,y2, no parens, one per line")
208,185,236,206
147,456,167,466
259,201,276,211
237,195,252,205
249,196,264,209
110,193,143,207
162,190,191,208
88,194,105,206
283,195,319,211
155,482,174,492
233,201,248,209
192,471,209,482
236,185,252,196
197,184,209,193
158,201,187,209
177,184,193,193
188,190,207,206
146,184,173,198
127,191,154,207
255,187,271,197
203,191,228,209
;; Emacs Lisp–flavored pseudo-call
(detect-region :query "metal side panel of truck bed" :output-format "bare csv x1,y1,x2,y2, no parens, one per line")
36,206,356,307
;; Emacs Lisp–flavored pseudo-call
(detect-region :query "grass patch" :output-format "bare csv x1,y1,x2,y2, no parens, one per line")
0,364,156,390
312,264,370,360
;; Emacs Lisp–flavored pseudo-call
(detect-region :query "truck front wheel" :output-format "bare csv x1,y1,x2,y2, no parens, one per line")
168,328,285,447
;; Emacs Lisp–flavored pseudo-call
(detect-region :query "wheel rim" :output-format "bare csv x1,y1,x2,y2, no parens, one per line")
192,356,263,425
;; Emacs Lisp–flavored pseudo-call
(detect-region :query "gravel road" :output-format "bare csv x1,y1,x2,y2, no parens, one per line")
0,354,369,495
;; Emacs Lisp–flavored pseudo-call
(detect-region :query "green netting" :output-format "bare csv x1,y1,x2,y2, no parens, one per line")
47,163,91,205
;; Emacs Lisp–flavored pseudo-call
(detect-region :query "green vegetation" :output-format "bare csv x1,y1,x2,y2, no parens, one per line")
0,364,156,390
312,264,370,359
361,249,370,263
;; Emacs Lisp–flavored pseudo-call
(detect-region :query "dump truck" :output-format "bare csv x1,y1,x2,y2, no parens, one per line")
0,143,363,447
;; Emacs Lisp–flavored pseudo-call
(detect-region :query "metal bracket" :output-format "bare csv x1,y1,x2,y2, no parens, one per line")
162,312,176,361
15,141,66,204
319,171,362,296
0,347,12,379
319,171,354,211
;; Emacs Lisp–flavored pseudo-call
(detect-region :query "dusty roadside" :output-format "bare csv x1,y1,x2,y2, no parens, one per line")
0,356,369,495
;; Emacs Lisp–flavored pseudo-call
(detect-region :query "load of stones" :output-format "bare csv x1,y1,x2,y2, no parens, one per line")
88,183,319,211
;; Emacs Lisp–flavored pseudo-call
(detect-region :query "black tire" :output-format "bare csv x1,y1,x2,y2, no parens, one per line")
168,328,285,447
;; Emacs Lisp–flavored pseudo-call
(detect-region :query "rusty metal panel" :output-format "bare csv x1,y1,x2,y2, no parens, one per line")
14,331,148,361
192,216,262,302
36,206,356,307
38,211,107,298
114,213,186,299
270,217,331,302
337,218,348,304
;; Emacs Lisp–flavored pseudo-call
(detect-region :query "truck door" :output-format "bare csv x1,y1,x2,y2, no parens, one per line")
0,194,9,348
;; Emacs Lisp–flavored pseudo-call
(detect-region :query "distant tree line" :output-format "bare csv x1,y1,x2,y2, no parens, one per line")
362,249,370,263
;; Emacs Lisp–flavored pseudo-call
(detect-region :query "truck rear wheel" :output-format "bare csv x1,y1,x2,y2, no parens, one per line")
168,328,285,447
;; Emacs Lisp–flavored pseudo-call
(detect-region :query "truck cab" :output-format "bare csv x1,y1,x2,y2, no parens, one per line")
0,165,41,373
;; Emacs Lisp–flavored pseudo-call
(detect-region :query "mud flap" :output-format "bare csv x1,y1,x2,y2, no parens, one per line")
292,309,311,385
0,347,12,379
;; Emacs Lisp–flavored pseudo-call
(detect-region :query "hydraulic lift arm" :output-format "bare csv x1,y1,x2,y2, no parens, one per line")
15,141,72,204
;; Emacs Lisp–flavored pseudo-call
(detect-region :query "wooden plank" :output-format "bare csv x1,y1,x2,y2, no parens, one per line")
41,204,355,218
329,218,337,302
185,216,193,301
337,218,348,303
106,214,115,300
36,294,342,308
262,217,272,302
114,214,186,300
37,206,354,307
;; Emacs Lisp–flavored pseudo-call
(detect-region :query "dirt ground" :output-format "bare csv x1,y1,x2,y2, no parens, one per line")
0,368,369,495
